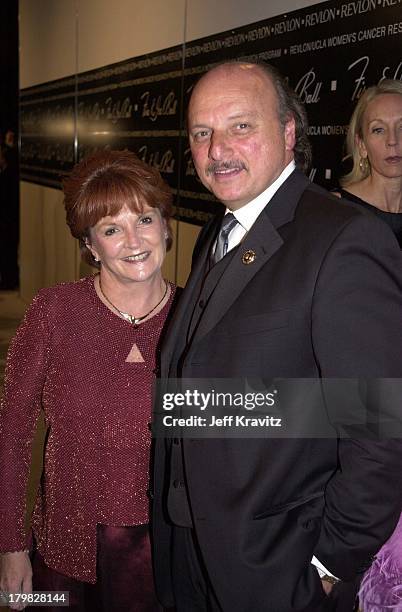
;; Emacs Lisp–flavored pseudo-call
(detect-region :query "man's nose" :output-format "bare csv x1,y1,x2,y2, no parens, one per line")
208,131,233,160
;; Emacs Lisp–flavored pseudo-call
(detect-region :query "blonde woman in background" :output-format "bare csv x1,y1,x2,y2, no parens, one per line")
336,79,402,246
336,79,402,611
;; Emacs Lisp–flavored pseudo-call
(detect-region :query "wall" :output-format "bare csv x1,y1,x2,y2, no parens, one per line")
19,0,327,301
1,0,18,134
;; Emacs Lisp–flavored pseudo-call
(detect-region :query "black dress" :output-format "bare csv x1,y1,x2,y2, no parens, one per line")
338,188,402,248
339,187,402,611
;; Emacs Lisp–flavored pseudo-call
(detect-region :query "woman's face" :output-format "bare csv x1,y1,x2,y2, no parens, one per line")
358,93,402,180
87,204,167,284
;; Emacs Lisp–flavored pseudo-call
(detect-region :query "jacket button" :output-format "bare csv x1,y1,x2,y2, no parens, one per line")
146,488,154,499
173,479,184,488
173,438,180,445
199,299,205,308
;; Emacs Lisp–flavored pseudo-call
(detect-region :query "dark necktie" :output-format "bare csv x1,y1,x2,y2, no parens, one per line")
212,213,238,264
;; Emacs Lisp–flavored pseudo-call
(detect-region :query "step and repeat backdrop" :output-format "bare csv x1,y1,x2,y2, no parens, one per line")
20,0,402,225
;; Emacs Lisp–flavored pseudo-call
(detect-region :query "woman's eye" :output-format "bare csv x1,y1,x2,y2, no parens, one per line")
238,123,250,129
139,215,153,225
371,127,384,134
104,227,118,236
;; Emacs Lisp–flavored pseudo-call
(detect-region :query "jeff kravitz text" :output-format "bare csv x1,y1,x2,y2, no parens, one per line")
159,388,283,432
162,414,282,428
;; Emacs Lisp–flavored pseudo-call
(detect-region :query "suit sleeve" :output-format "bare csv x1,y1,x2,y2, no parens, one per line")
311,212,402,580
0,291,50,551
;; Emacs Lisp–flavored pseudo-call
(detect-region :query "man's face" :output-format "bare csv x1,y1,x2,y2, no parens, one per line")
188,64,295,210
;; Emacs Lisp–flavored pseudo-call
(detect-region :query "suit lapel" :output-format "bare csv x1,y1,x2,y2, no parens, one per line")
161,215,222,376
192,213,283,344
162,169,311,366
190,170,311,345
264,168,310,228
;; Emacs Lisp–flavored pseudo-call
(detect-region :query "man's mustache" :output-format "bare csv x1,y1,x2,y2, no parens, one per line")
206,161,247,175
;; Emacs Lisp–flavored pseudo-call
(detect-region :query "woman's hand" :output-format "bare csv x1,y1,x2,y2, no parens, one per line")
0,551,32,610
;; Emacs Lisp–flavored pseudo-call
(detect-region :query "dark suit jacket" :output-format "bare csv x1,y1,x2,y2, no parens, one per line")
152,170,402,611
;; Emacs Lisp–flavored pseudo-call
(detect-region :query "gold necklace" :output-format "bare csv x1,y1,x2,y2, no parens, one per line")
98,278,169,326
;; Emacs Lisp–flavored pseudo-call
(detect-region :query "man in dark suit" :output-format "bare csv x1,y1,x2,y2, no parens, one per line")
151,62,402,611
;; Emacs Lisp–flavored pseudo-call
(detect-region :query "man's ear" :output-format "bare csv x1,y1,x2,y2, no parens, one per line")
284,117,296,152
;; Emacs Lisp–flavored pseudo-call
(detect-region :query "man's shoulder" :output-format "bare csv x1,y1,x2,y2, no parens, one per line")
294,181,401,257
300,181,360,217
296,180,376,230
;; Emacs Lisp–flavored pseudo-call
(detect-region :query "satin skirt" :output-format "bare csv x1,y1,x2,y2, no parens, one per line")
30,524,162,611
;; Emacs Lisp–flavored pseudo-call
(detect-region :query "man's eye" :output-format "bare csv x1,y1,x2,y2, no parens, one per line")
193,130,210,142
234,123,251,132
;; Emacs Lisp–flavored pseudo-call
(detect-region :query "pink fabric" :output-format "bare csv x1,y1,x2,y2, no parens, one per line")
0,276,175,582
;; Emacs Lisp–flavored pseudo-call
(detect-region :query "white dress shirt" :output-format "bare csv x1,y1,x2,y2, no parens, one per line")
221,160,295,252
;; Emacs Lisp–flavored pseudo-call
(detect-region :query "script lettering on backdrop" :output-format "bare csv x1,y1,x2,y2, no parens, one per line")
349,55,402,99
138,145,176,174
141,91,178,122
294,68,323,103
20,0,402,223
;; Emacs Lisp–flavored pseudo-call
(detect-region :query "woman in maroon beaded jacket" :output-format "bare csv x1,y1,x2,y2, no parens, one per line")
0,150,177,610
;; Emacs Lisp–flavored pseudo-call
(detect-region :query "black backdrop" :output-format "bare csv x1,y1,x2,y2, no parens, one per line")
20,0,402,225
0,0,18,138
0,0,19,289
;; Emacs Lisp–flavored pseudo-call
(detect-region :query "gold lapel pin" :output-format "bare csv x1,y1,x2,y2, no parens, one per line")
242,249,257,265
